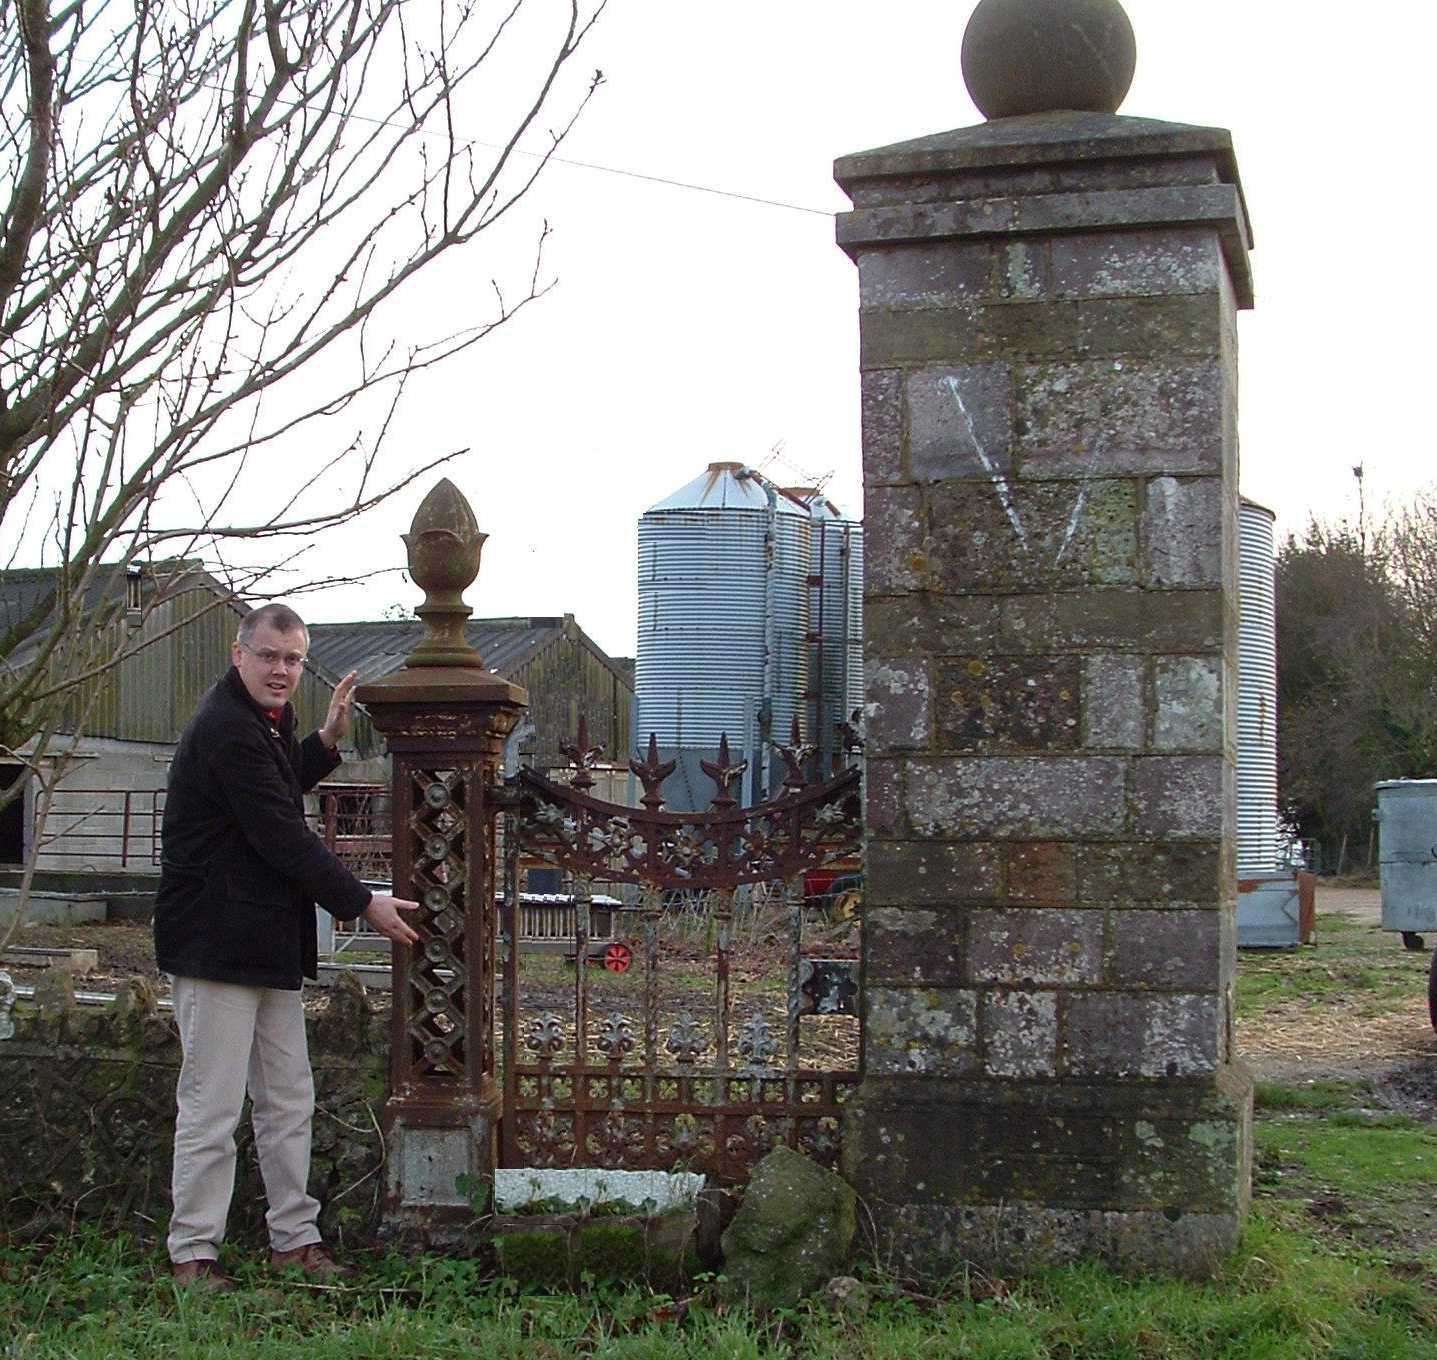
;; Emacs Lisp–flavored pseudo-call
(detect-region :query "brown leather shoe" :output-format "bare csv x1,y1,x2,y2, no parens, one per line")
171,1259,234,1292
269,1242,352,1280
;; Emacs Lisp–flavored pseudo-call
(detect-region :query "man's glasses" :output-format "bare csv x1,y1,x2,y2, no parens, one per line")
240,642,307,670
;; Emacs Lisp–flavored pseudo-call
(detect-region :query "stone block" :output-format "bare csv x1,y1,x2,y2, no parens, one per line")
866,658,933,751
857,242,995,309
865,485,927,593
1109,909,1221,991
865,761,904,835
1049,229,1223,300
1076,295,1222,359
1076,842,1226,905
865,840,1004,907
1144,477,1224,587
929,479,1138,592
1153,657,1223,751
906,757,1127,839
936,656,1080,753
1131,756,1226,839
866,593,1001,658
981,989,1058,1076
865,908,965,986
865,987,979,1077
1082,654,1144,750
1065,993,1219,1077
862,370,905,486
998,240,1049,300
1006,842,1076,905
1012,358,1224,478
969,909,1103,985
907,364,1013,482
1001,590,1223,654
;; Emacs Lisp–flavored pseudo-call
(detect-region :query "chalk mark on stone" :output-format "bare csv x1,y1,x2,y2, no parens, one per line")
943,375,1026,544
1055,443,1105,566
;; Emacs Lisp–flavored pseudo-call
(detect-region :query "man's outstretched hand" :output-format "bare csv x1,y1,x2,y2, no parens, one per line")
364,893,420,945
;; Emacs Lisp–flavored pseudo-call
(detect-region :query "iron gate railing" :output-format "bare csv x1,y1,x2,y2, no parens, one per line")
499,726,863,1183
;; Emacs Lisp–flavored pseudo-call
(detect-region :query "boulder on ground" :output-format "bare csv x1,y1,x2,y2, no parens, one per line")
719,1146,856,1310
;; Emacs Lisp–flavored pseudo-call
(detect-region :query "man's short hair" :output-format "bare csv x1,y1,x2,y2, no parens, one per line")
238,602,308,645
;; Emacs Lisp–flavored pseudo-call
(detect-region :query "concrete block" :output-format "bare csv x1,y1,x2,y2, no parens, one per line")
1082,654,1144,750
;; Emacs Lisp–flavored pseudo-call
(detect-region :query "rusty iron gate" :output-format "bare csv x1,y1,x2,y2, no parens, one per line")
499,727,864,1184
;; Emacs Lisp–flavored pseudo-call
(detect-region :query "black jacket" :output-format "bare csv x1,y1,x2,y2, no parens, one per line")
154,667,372,989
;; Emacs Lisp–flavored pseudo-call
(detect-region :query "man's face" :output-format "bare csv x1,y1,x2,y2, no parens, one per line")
232,621,308,710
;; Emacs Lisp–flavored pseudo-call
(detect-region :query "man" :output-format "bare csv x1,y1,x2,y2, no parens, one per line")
154,602,418,1290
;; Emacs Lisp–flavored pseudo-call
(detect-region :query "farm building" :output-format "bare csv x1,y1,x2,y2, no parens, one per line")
0,566,632,875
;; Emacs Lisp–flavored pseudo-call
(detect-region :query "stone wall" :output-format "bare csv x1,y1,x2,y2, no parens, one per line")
0,973,387,1246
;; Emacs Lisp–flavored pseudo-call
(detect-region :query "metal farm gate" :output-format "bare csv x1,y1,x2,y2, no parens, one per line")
499,727,864,1184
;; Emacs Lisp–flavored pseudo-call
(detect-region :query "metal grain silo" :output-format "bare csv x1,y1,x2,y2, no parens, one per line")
1237,499,1279,873
636,463,810,808
783,489,864,775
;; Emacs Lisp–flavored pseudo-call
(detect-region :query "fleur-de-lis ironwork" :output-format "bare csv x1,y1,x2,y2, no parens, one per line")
738,1011,777,1068
701,733,748,810
525,1013,566,1060
629,732,676,811
560,714,604,792
596,1013,636,1063
775,715,815,794
665,1015,708,1064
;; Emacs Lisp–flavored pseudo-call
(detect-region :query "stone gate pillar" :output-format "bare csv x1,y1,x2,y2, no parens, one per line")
837,0,1254,1276
357,479,526,1244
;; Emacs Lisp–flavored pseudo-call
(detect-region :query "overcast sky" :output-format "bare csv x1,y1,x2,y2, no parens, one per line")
290,0,1436,660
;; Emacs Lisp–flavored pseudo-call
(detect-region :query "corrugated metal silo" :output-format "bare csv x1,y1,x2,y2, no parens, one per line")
783,489,864,775
636,463,810,808
1237,499,1279,873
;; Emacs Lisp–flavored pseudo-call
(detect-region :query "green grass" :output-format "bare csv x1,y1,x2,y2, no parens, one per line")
1235,916,1429,1021
5,1217,1437,1360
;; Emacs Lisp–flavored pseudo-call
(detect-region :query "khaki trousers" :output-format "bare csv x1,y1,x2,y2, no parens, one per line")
168,976,322,1263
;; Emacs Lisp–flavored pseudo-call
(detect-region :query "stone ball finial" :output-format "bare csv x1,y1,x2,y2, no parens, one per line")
961,0,1136,120
400,477,488,668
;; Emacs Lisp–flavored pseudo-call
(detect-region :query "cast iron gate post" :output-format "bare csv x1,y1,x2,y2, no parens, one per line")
358,479,527,1245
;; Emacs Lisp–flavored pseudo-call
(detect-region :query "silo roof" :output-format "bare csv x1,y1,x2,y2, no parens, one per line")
644,462,807,516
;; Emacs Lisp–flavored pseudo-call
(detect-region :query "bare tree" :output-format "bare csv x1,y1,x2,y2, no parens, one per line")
0,2,602,757
0,0,602,939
